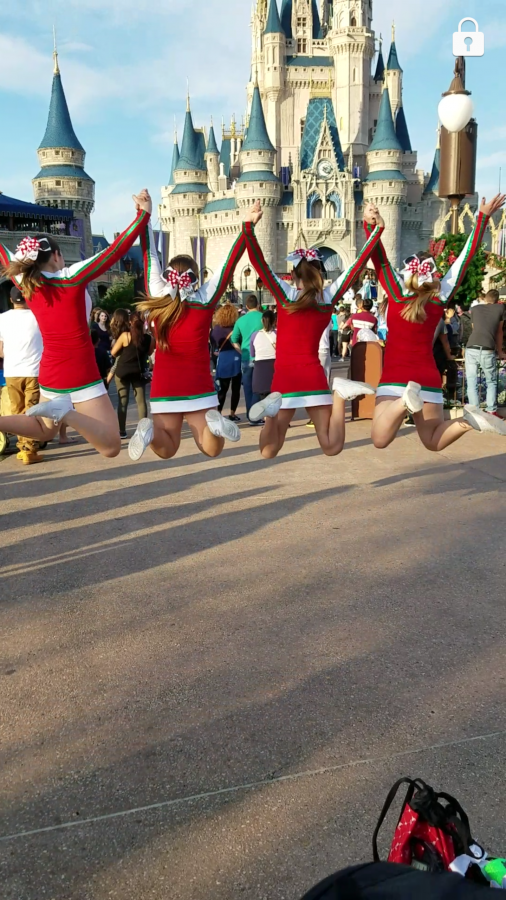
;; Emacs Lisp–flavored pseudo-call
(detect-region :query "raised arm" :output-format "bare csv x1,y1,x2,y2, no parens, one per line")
243,221,298,307
325,223,384,304
363,221,405,303
0,242,22,285
57,209,150,288
439,212,489,304
141,217,170,297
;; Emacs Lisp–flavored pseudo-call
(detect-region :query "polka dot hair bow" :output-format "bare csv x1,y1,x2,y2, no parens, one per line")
401,255,438,287
286,248,322,264
165,266,197,301
14,236,50,262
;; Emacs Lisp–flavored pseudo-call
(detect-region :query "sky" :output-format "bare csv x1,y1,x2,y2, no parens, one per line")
1,0,505,239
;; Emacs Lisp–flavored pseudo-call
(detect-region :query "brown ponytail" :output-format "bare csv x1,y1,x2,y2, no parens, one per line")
1,234,60,301
288,258,324,313
136,254,198,351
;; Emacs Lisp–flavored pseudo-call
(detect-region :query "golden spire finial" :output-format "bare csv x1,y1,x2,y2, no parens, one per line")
186,79,190,112
379,33,383,50
174,115,178,143
391,21,395,43
231,113,236,137
53,25,60,75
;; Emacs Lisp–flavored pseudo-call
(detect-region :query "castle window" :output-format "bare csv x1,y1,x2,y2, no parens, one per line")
301,118,306,140
259,183,264,188
297,38,307,53
353,67,357,82
38,181,41,187
297,16,307,30
78,181,82,187
55,180,61,186
55,150,60,155
351,15,357,26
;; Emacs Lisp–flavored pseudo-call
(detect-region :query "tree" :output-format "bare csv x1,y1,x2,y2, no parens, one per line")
431,234,488,308
487,253,506,288
100,274,136,313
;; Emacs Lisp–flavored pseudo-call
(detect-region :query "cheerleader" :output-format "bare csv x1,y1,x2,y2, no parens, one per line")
240,211,385,458
0,191,152,458
128,198,262,462
363,195,506,451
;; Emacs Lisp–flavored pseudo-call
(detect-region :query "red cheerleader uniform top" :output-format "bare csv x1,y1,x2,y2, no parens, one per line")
0,211,150,393
142,220,246,409
242,221,384,408
364,213,489,396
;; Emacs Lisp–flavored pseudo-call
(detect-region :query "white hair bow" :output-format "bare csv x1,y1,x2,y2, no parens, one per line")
14,236,51,262
165,266,197,301
401,255,438,286
287,248,322,264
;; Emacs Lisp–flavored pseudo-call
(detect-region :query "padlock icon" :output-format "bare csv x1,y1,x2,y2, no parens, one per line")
453,18,485,57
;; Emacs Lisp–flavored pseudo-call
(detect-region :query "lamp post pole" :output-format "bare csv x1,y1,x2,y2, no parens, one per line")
438,57,478,236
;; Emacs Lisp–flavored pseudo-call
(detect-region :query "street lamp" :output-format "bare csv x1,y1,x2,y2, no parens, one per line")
438,57,478,235
240,264,252,293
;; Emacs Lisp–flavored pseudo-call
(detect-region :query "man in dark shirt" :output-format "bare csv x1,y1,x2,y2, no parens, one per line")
465,290,505,415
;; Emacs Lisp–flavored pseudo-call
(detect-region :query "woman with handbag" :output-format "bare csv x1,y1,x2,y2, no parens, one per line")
110,309,155,439
211,302,242,422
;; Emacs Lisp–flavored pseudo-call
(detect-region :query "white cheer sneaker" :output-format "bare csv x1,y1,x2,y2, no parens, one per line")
463,405,506,436
26,394,73,425
205,410,241,442
128,418,154,460
332,377,375,401
249,392,283,422
402,382,424,415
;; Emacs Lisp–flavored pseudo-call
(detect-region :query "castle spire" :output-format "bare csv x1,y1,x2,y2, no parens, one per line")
395,104,412,152
280,0,292,38
39,53,84,151
374,35,385,82
265,0,283,34
242,85,275,152
52,25,59,75
387,24,403,71
368,87,403,152
176,101,205,171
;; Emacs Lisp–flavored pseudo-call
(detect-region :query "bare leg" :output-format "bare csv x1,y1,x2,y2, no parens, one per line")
311,396,346,457
150,412,183,460
414,403,472,452
62,395,121,458
0,413,58,444
259,409,295,459
186,409,225,458
58,423,76,444
371,397,408,449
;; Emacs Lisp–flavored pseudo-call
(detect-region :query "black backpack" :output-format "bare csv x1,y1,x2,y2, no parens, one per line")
300,862,492,899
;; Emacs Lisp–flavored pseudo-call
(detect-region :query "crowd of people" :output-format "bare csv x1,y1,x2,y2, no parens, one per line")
0,190,505,467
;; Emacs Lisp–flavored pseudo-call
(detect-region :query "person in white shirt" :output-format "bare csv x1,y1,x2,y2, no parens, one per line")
250,310,277,398
0,286,43,463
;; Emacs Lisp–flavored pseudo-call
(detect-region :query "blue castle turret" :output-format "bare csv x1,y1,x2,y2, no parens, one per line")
33,45,95,258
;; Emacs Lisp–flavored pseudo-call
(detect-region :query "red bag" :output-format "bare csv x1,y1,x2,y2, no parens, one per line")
372,778,486,878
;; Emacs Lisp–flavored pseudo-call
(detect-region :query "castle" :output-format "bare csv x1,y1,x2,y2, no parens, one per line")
159,0,445,283
32,45,95,262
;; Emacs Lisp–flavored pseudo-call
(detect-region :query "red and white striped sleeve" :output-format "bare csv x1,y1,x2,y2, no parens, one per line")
439,212,489,304
55,210,150,287
242,222,298,306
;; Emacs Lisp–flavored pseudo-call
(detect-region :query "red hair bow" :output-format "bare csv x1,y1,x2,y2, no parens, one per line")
165,267,196,300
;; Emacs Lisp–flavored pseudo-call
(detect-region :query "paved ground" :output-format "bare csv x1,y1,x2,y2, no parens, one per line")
1,384,506,899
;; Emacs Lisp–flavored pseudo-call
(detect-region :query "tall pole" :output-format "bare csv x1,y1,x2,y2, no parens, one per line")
438,57,477,236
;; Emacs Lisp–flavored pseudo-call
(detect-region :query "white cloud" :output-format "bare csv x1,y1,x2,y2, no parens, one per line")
477,151,506,170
